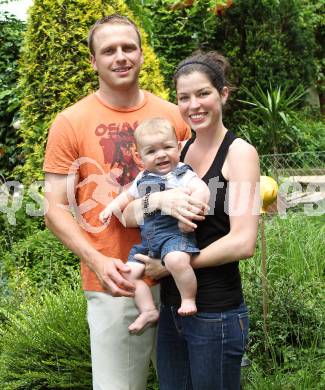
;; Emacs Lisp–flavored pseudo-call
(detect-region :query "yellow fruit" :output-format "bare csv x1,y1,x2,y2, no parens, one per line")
260,176,278,213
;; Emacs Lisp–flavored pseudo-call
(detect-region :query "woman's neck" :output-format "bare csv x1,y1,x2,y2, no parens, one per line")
194,124,228,150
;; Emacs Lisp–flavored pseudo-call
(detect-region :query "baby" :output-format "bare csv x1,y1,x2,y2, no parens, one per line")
100,117,210,333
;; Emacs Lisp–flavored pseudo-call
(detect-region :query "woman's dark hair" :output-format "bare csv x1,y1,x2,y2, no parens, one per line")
173,51,230,93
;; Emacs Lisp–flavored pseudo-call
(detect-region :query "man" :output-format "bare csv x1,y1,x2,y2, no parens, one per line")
43,14,190,390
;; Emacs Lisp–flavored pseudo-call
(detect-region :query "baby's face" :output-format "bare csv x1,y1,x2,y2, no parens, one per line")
137,130,180,175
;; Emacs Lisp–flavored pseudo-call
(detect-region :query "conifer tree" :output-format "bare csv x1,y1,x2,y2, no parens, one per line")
18,0,168,182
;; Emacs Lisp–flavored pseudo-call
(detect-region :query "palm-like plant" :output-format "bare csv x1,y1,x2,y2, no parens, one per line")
238,83,306,154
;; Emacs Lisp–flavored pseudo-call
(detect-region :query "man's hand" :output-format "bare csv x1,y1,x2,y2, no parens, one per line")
134,254,169,280
178,220,195,233
94,255,136,297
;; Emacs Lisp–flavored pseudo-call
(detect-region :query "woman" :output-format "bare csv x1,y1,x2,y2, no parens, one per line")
125,51,260,389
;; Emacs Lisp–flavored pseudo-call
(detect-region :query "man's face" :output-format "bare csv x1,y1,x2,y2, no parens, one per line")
91,23,144,91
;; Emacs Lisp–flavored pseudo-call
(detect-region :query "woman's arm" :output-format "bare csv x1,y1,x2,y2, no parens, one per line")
135,141,259,278
192,140,260,269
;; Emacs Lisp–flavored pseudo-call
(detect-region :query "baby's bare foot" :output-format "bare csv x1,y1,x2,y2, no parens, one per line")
178,299,197,316
128,309,159,334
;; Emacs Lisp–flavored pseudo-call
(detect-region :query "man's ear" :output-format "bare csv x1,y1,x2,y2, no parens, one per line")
178,141,182,151
90,55,97,71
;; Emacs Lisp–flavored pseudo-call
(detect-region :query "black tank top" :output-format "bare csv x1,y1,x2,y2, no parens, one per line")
160,131,244,312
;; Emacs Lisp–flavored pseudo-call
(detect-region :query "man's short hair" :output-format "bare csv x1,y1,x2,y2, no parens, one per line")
88,14,142,55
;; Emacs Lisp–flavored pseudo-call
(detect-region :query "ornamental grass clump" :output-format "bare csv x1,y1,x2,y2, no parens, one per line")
241,214,324,384
0,279,91,389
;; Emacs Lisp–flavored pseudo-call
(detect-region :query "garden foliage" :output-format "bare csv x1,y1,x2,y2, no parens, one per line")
241,214,325,387
1,1,324,389
0,215,324,388
0,279,91,389
1,228,78,292
126,0,218,100
127,0,321,151
211,0,316,93
301,0,325,112
0,13,25,179
237,83,325,155
17,0,168,183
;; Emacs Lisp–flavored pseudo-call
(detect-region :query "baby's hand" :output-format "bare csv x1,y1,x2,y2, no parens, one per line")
99,206,113,224
178,220,195,233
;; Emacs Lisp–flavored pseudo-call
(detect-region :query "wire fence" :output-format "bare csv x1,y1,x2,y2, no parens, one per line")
260,150,325,179
260,151,325,214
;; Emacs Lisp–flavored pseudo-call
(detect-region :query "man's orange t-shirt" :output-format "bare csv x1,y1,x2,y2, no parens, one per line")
43,91,190,292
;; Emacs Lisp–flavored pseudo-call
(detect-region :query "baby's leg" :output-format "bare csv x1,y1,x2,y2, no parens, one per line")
163,251,197,316
125,262,159,334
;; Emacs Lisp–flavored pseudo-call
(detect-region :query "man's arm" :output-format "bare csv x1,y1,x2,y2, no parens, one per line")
44,172,135,297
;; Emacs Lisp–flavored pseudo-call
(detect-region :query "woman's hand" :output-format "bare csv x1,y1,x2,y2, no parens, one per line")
151,188,208,228
134,254,170,280
123,188,208,229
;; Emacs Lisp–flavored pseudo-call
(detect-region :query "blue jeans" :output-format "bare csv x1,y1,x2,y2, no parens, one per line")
157,303,249,390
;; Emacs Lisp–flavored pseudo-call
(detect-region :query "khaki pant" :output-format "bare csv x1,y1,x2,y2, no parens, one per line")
85,286,159,390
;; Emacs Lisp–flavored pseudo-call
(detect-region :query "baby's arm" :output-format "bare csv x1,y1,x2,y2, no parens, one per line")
178,177,210,233
100,191,135,227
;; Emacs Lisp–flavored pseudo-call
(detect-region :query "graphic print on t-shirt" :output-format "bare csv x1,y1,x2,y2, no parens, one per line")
95,121,142,186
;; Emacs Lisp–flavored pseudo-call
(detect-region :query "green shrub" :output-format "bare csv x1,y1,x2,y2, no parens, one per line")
301,0,325,114
126,0,217,101
0,194,44,253
18,0,168,184
1,228,78,293
236,82,325,155
212,0,317,128
238,82,307,154
0,279,91,389
129,1,317,112
287,108,325,152
0,194,45,296
0,13,25,179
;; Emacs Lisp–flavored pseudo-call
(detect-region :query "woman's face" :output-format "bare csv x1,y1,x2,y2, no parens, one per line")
176,71,228,133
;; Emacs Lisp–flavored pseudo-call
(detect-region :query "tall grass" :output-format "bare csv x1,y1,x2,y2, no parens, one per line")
0,214,323,388
0,276,91,389
241,213,324,389
259,214,324,284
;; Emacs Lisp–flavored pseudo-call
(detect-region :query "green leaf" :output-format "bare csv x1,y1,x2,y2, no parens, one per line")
0,89,12,100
